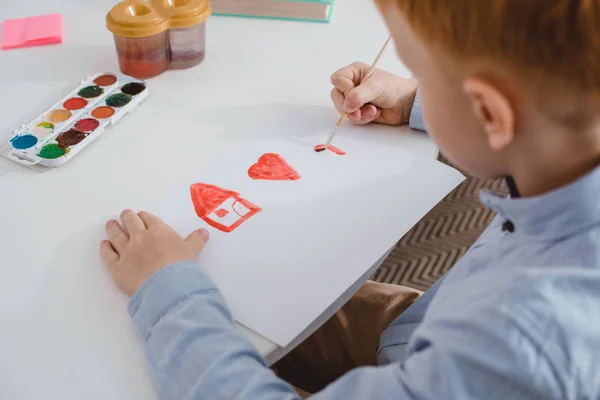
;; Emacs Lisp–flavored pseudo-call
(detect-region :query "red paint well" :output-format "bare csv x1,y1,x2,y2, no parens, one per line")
63,97,88,111
74,118,100,132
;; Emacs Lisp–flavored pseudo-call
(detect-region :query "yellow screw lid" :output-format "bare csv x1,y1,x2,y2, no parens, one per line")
107,0,168,38
107,0,211,38
155,0,211,29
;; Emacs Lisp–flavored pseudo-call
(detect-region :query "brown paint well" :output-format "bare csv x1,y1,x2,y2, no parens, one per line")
93,74,118,87
91,106,115,119
56,129,88,146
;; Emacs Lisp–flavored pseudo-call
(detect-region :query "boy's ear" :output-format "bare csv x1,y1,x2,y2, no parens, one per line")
463,78,515,151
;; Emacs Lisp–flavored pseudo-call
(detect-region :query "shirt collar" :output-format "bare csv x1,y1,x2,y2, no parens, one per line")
479,164,600,239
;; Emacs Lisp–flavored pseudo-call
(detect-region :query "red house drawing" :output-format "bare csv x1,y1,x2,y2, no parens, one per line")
190,183,262,233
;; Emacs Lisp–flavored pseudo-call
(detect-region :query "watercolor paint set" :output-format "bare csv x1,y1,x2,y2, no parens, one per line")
1,73,147,169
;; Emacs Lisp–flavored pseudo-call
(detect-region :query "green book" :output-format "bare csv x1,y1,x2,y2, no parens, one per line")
211,0,335,23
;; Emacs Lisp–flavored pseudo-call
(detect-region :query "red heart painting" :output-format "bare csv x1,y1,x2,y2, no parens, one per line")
248,153,301,181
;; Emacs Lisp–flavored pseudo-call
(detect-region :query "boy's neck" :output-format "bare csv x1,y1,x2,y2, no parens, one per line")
510,144,600,197
507,118,600,197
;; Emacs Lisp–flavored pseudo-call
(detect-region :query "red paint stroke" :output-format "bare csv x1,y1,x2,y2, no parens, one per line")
248,153,301,181
215,208,229,218
190,183,262,233
314,144,346,155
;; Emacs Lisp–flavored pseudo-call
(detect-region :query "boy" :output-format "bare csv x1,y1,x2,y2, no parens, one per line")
100,0,600,398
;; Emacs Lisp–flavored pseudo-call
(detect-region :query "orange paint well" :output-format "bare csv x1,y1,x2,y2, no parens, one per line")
91,106,115,119
93,74,118,86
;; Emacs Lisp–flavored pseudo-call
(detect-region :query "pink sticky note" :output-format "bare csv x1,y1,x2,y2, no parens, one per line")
1,14,63,50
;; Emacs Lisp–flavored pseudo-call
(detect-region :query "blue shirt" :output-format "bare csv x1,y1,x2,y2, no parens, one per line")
128,96,600,399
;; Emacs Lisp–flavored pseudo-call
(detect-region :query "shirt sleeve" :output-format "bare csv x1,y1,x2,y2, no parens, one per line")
128,261,553,400
408,90,427,132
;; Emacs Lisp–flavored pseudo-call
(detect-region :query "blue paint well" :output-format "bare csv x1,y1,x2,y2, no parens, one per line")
10,134,38,150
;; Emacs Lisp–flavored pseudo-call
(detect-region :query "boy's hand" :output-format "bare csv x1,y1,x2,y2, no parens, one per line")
100,210,210,297
330,62,418,126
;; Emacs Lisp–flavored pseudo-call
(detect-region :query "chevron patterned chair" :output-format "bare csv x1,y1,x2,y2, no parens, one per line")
374,154,509,291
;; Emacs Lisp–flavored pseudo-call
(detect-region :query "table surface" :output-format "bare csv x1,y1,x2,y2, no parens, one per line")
0,1,437,398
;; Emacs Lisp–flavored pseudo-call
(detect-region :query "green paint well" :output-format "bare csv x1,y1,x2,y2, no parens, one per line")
106,93,132,107
78,86,104,98
38,144,68,159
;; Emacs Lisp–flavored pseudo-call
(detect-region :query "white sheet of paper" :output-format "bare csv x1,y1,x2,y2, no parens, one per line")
151,136,465,346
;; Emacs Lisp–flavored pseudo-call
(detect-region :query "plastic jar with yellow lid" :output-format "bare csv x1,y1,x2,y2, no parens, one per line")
106,0,211,79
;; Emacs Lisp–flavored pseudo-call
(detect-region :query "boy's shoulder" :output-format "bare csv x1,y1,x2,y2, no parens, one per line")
438,247,600,337
419,264,600,398
497,265,600,342
489,266,600,395
432,257,600,330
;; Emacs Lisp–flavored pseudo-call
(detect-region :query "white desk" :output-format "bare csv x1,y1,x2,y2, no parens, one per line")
0,1,437,398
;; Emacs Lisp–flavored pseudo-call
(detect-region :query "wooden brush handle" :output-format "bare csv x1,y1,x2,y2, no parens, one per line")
361,36,392,83
339,36,392,124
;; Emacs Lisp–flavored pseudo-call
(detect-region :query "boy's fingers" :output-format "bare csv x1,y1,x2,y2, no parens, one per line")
330,71,355,93
343,83,381,113
185,229,210,255
99,240,119,266
105,219,128,251
356,105,381,125
330,62,370,92
348,109,362,122
332,94,369,125
330,88,345,115
332,89,364,125
121,209,145,234
361,104,380,119
138,211,164,228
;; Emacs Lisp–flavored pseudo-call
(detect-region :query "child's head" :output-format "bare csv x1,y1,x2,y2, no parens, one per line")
377,0,600,193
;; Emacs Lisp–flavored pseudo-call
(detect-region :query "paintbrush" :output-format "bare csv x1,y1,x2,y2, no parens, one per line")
317,35,393,152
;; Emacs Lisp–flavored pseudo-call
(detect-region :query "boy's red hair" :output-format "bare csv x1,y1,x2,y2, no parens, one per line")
380,0,600,98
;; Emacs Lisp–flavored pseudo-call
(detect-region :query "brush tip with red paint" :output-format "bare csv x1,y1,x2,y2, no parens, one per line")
313,144,346,155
